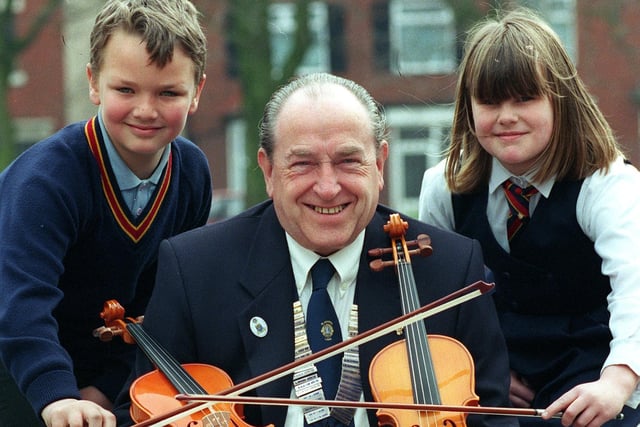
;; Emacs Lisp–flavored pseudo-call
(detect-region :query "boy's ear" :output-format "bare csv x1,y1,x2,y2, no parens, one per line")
189,74,207,114
86,63,101,106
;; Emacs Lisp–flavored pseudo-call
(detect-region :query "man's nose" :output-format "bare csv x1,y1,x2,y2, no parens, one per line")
313,163,341,198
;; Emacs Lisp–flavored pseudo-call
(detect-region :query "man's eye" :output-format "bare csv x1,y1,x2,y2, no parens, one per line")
290,161,314,171
293,161,312,167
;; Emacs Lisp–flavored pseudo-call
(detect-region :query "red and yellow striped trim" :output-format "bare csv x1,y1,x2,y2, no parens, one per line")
84,117,172,243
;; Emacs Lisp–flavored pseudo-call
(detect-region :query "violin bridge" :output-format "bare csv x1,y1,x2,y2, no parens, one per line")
201,411,231,427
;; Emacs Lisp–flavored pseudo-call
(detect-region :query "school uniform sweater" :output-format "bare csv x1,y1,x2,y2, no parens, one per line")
0,117,212,415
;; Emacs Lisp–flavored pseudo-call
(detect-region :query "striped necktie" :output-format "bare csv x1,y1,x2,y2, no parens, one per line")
305,259,349,426
502,179,539,241
306,259,342,401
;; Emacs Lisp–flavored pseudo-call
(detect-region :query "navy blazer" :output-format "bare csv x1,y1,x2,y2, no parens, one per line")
115,201,514,427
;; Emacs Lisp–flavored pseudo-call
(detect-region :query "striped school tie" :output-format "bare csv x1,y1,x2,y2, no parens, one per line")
502,179,539,241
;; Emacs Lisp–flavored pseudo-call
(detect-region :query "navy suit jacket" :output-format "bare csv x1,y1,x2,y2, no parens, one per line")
115,201,514,427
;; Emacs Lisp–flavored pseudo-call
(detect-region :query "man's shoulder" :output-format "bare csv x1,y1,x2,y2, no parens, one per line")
168,200,276,245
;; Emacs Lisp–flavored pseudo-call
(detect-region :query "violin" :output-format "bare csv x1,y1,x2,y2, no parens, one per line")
93,300,265,427
367,213,479,427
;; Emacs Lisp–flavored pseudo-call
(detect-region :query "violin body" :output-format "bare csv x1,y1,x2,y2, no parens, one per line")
94,300,261,427
130,363,250,427
370,335,479,427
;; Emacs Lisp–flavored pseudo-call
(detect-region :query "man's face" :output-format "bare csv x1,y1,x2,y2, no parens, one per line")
258,84,388,256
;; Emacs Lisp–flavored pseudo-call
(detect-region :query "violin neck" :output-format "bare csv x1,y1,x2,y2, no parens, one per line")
126,323,207,395
397,260,442,405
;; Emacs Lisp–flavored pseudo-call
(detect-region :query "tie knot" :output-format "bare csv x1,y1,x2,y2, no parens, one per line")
503,180,538,199
311,259,335,291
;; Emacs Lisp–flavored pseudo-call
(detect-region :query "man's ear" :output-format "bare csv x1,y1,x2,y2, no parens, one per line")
257,148,274,197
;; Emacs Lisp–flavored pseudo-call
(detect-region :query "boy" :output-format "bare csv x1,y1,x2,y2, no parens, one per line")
0,1,211,426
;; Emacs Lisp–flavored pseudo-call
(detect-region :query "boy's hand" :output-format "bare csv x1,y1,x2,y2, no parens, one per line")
41,398,115,427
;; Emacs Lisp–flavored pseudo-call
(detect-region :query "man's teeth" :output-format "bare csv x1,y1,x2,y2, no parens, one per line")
315,205,344,214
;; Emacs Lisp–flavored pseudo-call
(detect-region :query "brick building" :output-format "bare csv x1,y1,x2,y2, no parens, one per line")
9,0,640,217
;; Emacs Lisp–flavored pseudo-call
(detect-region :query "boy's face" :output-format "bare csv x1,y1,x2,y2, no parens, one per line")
87,29,205,178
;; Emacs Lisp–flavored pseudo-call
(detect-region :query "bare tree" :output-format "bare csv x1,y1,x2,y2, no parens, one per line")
0,0,63,170
226,0,312,206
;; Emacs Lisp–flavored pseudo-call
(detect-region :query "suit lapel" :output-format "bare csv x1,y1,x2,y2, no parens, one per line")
235,205,297,425
356,209,405,402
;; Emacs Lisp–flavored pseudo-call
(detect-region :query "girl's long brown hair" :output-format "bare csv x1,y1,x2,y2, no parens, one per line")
446,8,621,194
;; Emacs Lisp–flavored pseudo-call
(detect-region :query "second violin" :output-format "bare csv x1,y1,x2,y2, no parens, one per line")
368,214,479,427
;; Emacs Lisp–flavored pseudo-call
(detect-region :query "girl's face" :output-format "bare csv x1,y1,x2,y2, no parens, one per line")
471,94,554,176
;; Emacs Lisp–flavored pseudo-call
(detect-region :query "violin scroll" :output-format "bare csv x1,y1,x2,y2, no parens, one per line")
368,214,433,272
92,299,142,344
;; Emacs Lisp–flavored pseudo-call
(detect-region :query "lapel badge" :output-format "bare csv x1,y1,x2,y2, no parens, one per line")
250,316,268,338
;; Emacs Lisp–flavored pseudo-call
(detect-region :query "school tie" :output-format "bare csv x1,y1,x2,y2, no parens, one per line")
502,179,539,241
306,259,344,425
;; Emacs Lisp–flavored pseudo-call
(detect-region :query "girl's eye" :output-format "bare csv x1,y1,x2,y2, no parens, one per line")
117,87,133,94
476,97,496,105
161,90,179,97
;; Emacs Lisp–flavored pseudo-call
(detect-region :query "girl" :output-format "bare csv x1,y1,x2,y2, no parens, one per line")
419,8,640,427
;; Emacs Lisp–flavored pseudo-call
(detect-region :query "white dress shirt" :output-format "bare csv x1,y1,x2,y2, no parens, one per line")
284,231,369,426
98,111,170,216
418,156,640,406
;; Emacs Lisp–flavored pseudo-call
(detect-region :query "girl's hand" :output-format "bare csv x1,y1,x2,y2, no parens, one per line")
542,365,639,427
510,370,535,408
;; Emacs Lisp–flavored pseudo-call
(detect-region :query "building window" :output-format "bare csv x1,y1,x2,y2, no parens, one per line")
520,0,577,62
388,0,456,75
269,1,330,79
14,117,55,153
386,106,453,216
0,0,25,12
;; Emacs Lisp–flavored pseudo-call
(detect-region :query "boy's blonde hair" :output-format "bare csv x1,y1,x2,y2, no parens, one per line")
89,0,207,85
446,8,621,193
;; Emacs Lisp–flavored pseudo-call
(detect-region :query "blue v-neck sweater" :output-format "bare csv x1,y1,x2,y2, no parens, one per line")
0,117,212,414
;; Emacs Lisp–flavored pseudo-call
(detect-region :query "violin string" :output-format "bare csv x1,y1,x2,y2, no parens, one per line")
402,262,437,397
128,324,200,393
130,325,231,426
397,252,440,427
402,262,439,427
128,324,229,425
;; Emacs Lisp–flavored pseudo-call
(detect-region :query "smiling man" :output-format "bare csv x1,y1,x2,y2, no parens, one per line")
114,73,516,427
